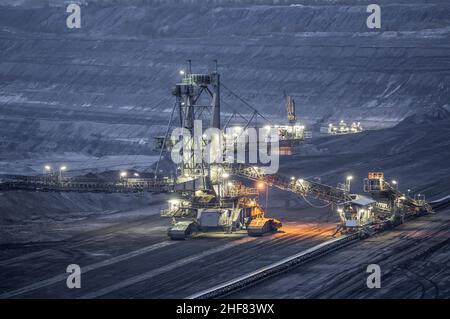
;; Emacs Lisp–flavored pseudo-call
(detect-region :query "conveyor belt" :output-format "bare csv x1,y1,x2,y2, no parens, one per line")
0,174,173,193
226,164,352,204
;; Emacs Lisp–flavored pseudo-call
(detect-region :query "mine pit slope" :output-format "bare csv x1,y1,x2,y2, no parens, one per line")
1,0,450,165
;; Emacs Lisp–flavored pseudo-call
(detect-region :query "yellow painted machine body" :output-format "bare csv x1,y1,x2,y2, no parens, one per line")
247,217,282,236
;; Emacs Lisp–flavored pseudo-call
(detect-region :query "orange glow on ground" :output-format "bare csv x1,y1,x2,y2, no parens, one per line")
275,222,337,238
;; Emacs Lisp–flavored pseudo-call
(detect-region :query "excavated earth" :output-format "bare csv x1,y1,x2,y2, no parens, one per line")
0,1,449,298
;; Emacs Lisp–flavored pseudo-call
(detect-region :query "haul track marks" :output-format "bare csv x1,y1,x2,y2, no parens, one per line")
0,240,175,298
79,237,257,299
127,225,335,298
0,214,165,266
305,221,450,299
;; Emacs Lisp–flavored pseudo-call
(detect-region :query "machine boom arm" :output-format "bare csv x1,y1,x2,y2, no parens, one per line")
226,164,352,205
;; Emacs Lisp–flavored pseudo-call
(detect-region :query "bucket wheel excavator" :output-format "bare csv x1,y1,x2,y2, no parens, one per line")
156,63,432,239
156,64,282,240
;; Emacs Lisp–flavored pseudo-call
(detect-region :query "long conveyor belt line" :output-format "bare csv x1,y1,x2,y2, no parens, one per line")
225,164,353,205
0,164,350,202
0,174,174,193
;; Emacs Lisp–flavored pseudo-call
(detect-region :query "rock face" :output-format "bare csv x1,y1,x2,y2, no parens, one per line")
0,0,449,158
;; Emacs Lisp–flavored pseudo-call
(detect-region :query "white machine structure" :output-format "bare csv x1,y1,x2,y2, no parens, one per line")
161,175,281,239
268,124,308,142
321,120,363,135
263,93,311,155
